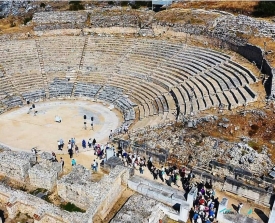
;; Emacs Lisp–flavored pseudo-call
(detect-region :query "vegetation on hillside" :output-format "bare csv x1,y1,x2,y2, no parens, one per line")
253,1,275,17
69,1,85,11
171,1,275,17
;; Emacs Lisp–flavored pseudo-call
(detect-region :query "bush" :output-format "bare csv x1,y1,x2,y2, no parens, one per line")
60,202,85,213
248,141,261,151
248,124,259,137
23,16,33,25
69,1,84,11
253,2,275,17
251,124,259,131
130,1,151,9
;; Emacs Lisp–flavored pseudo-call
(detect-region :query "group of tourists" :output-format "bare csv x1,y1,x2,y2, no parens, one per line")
148,160,184,188
56,137,116,172
116,148,146,174
190,180,219,223
57,137,98,158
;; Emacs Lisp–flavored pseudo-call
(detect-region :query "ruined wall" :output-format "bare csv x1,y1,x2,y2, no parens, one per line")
131,144,169,164
28,159,62,191
94,165,130,219
57,165,93,209
57,164,130,220
0,183,86,223
0,151,36,182
33,11,88,31
111,194,177,223
225,42,275,97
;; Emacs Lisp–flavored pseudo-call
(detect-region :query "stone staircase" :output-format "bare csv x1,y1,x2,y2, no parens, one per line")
71,36,89,97
35,39,49,98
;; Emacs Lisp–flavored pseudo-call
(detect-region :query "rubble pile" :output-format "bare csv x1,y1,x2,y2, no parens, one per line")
126,117,273,175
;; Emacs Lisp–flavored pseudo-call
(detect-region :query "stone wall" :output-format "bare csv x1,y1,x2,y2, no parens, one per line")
0,151,36,182
0,163,130,223
111,194,178,223
209,160,274,189
128,175,193,222
225,42,275,97
57,165,92,209
0,183,86,223
131,144,169,164
57,164,130,220
28,159,62,191
33,11,88,31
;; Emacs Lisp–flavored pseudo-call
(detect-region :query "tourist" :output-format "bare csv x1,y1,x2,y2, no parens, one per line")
60,138,64,149
237,202,243,214
82,139,86,149
92,138,96,146
196,215,202,223
75,145,79,156
161,166,166,181
123,156,127,167
92,160,97,172
31,147,37,155
192,211,199,223
109,130,113,139
57,140,62,150
60,157,64,169
97,148,102,159
51,152,57,162
139,164,144,174
88,138,92,148
174,173,180,188
71,158,76,166
153,168,158,180
71,138,75,147
68,148,73,158
67,141,71,151
188,170,194,181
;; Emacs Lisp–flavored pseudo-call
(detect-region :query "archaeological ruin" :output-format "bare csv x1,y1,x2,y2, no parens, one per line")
0,1,275,222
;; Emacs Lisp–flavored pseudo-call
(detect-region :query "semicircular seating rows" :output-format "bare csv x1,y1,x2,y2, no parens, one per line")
0,36,257,128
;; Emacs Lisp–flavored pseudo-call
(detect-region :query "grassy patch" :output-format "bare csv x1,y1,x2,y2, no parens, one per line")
60,202,85,213
248,141,261,151
241,150,248,156
171,1,259,15
30,188,47,195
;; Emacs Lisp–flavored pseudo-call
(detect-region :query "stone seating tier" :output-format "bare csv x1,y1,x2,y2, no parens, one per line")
0,36,258,123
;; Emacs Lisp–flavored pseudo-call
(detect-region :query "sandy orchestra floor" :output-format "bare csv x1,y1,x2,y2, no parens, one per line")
0,100,122,152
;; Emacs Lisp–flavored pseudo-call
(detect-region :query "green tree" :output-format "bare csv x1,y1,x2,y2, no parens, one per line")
253,2,275,17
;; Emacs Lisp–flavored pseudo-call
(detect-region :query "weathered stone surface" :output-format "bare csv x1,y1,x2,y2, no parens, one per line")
104,156,124,170
111,194,175,223
28,159,62,191
33,11,88,31
57,164,130,219
0,151,36,181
